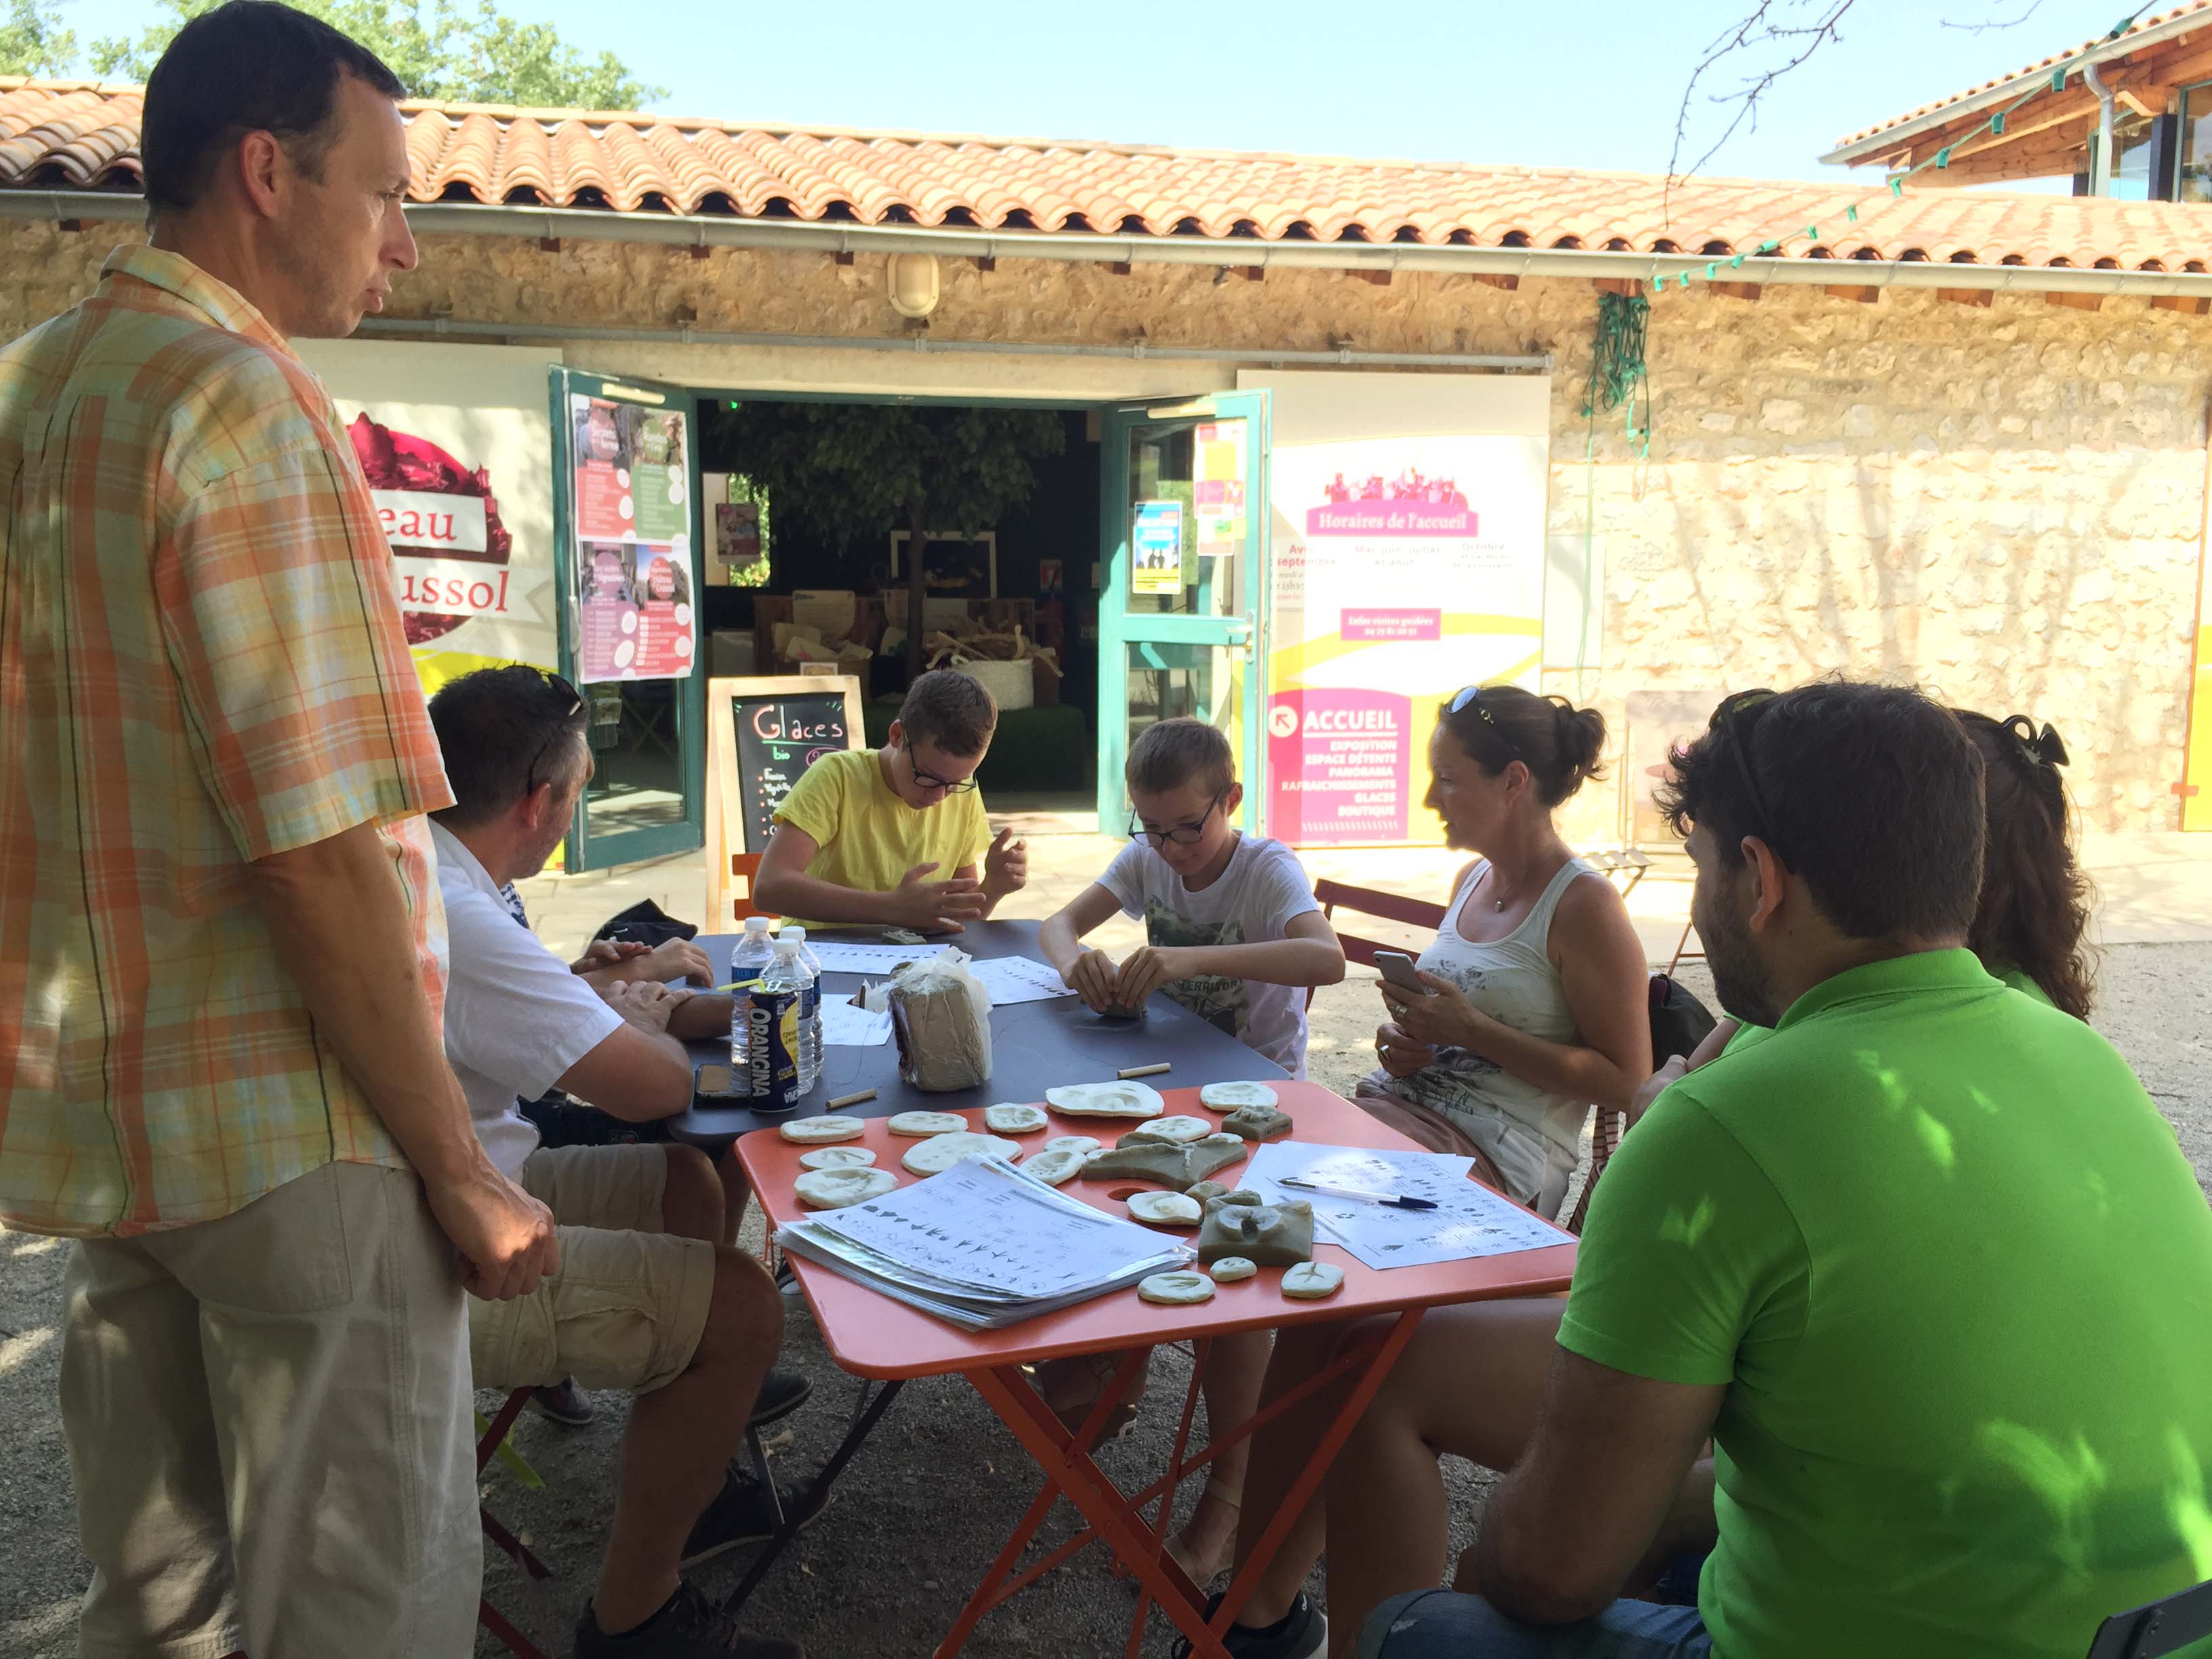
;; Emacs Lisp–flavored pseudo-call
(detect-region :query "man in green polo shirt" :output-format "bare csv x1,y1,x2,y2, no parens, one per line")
1359,680,2212,1659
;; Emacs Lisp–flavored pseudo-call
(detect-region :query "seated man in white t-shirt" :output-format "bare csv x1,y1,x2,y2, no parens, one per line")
427,665,811,1659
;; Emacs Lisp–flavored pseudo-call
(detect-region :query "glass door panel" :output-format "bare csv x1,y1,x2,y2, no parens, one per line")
1097,393,1269,830
551,366,707,871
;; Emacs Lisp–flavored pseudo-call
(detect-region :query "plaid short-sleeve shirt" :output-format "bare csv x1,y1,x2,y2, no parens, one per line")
0,246,455,1239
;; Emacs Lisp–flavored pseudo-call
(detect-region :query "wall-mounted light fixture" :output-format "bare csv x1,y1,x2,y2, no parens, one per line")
888,253,941,319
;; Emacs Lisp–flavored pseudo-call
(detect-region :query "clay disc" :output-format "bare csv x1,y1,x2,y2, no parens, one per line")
983,1103,1049,1134
1282,1263,1346,1300
888,1110,968,1137
1208,1256,1258,1283
794,1168,897,1209
779,1115,867,1145
1138,1271,1215,1305
1127,1115,1213,1144
1199,1082,1280,1110
1020,1147,1088,1187
1043,1135,1101,1155
901,1131,1023,1175
798,1147,877,1170
1045,1080,1167,1118
1128,1191,1203,1227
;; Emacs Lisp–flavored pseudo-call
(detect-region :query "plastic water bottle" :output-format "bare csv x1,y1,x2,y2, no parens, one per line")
727,915,776,1066
779,926,823,1082
749,939,815,1106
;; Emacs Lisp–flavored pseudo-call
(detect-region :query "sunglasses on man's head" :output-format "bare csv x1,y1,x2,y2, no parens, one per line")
1705,688,1790,868
523,673,585,796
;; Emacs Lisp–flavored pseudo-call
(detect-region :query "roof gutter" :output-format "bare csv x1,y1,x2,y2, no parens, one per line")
1818,7,2209,168
7,188,2211,298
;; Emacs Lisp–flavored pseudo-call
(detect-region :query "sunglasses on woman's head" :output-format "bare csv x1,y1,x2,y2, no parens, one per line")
1446,684,1521,760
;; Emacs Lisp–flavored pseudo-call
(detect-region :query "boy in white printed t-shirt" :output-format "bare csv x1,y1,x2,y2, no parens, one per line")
1042,718,1344,1077
1039,718,1345,1584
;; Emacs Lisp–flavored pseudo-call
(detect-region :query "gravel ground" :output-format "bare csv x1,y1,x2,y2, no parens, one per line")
3,942,2208,1658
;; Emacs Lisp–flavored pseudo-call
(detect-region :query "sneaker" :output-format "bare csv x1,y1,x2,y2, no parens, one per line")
773,1260,803,1298
1168,1591,1326,1659
748,1369,811,1429
527,1378,596,1427
679,1469,836,1568
573,1580,802,1658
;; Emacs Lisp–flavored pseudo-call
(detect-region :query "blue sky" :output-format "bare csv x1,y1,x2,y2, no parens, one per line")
68,0,2123,184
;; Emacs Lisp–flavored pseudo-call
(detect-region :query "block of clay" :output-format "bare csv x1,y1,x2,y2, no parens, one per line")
1124,1114,1213,1145
1127,1191,1202,1227
1138,1271,1214,1305
888,1110,968,1137
1020,1147,1088,1187
1199,1081,1279,1110
983,1103,1049,1134
1083,1136,1248,1189
1045,1080,1166,1118
1185,1181,1234,1204
901,1131,1022,1174
795,1168,898,1208
1281,1262,1345,1300
1043,1135,1101,1155
1197,1195,1315,1267
1208,1256,1258,1283
1221,1103,1294,1142
779,1115,867,1144
798,1147,876,1171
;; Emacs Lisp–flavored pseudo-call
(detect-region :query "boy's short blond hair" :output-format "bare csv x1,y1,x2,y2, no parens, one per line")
1126,718,1235,798
898,669,998,758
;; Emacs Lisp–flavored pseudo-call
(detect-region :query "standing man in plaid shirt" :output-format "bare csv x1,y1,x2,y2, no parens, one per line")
0,3,560,1653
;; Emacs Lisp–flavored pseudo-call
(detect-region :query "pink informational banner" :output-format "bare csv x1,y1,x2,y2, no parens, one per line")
1266,687,1414,843
1242,369,1551,848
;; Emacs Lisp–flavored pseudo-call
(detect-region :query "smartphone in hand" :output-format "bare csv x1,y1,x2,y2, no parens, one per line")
1374,951,1429,995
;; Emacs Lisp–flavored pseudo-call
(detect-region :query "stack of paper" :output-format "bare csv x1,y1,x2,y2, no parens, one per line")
1240,1141,1572,1271
966,955,1080,1006
777,1157,1192,1330
804,940,949,975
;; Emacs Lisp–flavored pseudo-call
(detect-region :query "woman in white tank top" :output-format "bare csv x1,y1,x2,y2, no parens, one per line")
1358,685,1653,1218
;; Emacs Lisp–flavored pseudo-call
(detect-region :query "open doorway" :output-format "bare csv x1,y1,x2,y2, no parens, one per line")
694,395,1103,825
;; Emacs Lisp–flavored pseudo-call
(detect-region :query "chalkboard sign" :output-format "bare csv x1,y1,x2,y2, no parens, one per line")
705,674,866,926
735,691,851,852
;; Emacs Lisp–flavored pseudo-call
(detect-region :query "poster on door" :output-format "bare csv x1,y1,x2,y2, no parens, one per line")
577,540,697,682
1193,420,1248,560
1132,499,1185,595
1245,373,1550,848
567,389,696,683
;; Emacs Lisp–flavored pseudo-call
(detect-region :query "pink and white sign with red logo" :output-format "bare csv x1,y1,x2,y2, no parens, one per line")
1244,371,1551,848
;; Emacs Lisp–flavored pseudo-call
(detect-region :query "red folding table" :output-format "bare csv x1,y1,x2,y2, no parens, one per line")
731,1080,1576,1658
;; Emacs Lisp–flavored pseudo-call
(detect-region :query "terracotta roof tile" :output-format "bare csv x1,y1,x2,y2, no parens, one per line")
1831,0,2212,150
0,76,2205,272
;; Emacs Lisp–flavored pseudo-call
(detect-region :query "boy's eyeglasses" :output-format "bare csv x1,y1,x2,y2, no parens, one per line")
1706,688,1790,868
905,745,979,794
1127,791,1227,846
1445,684,1521,761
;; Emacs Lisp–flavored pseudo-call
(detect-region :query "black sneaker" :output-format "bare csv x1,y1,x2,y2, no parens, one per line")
1168,1591,1326,1659
573,1580,802,1658
679,1469,836,1568
748,1369,811,1429
527,1378,596,1427
773,1260,803,1298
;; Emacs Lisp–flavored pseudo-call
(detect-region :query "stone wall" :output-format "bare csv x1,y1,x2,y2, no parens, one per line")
8,218,2204,833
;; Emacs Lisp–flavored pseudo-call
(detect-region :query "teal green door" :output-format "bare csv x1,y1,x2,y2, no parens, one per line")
550,367,707,871
1096,393,1271,832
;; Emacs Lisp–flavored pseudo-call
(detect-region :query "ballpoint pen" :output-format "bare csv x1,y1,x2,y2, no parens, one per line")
1280,1179,1437,1212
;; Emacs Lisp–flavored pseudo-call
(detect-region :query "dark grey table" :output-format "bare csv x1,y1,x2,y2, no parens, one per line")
667,918,1288,1145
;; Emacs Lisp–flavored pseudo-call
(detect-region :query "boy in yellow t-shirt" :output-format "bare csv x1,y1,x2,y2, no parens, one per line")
753,668,1028,933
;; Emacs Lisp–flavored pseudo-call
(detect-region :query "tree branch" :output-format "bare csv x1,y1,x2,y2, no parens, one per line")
1668,0,1860,194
